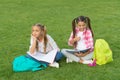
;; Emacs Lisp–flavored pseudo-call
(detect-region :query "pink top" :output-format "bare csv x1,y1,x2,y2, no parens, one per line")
68,28,94,52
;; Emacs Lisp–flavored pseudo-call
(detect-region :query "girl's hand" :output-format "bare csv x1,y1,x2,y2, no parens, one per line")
74,37,80,42
74,52,87,57
78,52,86,57
29,34,38,54
69,36,80,45
74,53,79,56
31,34,37,42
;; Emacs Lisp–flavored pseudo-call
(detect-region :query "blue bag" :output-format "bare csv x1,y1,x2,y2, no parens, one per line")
13,55,47,72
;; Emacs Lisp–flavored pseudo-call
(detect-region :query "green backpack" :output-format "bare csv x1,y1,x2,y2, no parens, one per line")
93,39,113,65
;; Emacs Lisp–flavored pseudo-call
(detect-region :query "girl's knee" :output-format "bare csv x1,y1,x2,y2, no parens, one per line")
61,49,67,54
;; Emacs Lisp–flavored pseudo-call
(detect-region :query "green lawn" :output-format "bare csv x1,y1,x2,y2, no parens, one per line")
0,0,120,80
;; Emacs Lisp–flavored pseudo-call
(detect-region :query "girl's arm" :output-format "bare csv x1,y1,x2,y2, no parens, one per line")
68,32,80,46
29,36,37,54
47,35,60,51
74,50,90,57
86,29,94,52
68,32,74,46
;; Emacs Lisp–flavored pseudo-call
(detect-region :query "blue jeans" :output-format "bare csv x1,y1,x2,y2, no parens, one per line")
26,51,63,66
54,51,63,61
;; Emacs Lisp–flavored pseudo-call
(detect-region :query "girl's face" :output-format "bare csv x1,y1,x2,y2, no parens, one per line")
77,21,86,31
32,26,41,38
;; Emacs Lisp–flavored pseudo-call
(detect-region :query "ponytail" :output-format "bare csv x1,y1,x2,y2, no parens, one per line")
33,23,48,53
85,17,94,38
72,18,76,38
72,18,77,47
40,25,48,53
43,26,48,53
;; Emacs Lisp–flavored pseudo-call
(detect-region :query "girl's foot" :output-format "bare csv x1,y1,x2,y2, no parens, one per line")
82,60,93,64
88,59,96,67
66,58,73,63
49,62,59,68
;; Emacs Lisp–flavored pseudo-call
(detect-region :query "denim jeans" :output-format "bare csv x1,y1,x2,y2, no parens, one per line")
54,51,63,61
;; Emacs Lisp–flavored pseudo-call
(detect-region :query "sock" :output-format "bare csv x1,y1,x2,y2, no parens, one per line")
82,60,93,64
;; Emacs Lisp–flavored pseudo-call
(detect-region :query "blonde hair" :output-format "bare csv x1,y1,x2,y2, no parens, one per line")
33,23,48,53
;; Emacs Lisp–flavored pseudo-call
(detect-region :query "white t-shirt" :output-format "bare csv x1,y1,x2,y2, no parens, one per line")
76,31,87,50
29,34,59,54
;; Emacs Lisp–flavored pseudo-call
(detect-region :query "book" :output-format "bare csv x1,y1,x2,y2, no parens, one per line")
66,49,90,54
27,49,57,63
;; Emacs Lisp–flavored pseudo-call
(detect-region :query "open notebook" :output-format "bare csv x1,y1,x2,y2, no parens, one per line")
66,49,90,54
27,49,57,63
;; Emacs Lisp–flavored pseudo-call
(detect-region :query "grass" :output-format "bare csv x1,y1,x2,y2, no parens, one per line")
0,0,120,80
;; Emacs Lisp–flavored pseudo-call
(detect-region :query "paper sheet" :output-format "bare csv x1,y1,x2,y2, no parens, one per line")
27,49,57,63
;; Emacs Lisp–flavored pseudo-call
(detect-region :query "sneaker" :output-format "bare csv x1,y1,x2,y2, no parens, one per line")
49,62,59,68
66,58,73,63
82,60,93,64
88,59,96,67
